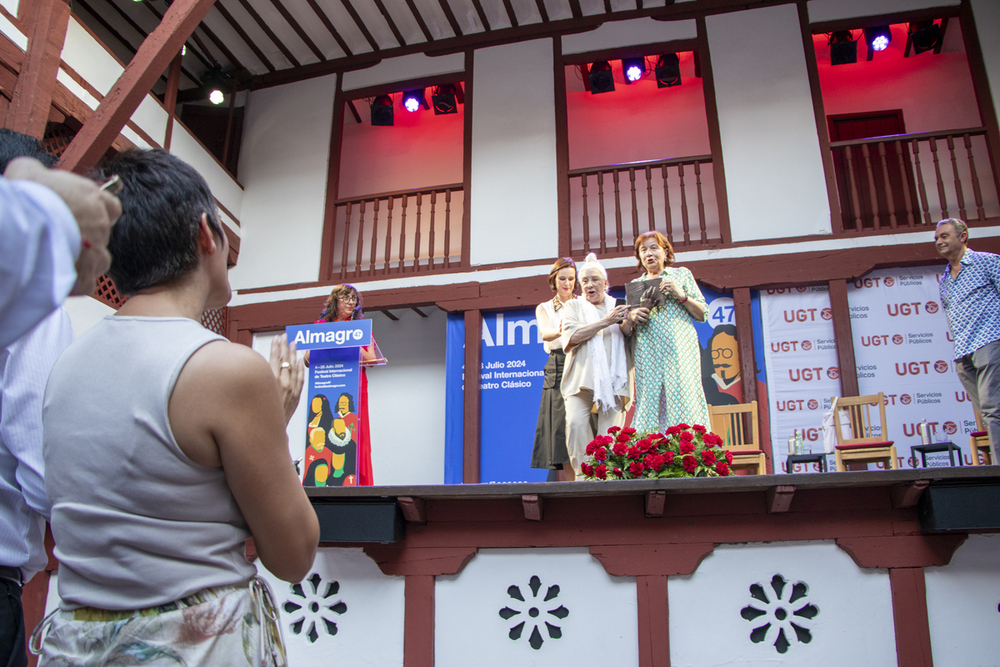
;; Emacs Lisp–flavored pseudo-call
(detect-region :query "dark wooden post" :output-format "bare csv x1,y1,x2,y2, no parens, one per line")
162,52,182,150
404,575,435,667
59,0,219,173
4,0,70,138
888,568,933,667
463,309,481,483
828,279,859,397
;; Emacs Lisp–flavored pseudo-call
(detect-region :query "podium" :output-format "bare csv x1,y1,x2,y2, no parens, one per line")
286,320,383,487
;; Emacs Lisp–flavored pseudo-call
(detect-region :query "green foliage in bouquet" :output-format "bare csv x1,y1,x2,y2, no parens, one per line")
580,423,733,480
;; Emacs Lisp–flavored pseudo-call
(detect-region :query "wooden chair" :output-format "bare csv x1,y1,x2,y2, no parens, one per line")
832,393,898,471
708,401,767,475
970,409,994,465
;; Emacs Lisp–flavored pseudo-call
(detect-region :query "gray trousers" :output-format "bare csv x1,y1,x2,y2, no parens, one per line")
956,338,1000,457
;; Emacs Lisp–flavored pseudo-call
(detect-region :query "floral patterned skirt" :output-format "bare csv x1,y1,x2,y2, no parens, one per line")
33,577,286,667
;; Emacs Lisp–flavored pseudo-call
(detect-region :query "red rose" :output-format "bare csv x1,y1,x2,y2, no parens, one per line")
613,442,627,456
626,446,640,459
665,425,680,436
679,441,695,455
651,433,666,443
701,449,717,466
629,461,644,476
622,427,637,436
677,423,691,430
725,450,733,465
595,464,607,480
585,440,598,455
613,467,624,478
705,433,721,446
600,435,614,446
594,448,608,462
607,426,622,435
682,455,698,473
692,424,707,434
616,432,631,444
680,431,694,442
580,462,593,476
663,451,675,465
715,461,730,476
645,453,663,471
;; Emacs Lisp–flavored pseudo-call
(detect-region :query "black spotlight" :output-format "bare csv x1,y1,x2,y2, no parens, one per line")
909,20,941,54
432,84,458,115
864,25,892,57
370,94,393,126
621,57,645,84
654,53,681,88
588,61,615,94
402,88,428,113
829,30,857,65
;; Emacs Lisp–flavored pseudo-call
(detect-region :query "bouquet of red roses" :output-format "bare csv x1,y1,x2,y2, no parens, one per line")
580,423,732,480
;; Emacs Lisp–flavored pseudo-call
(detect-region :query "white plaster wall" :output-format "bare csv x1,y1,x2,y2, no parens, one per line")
169,124,244,218
232,74,337,290
669,541,897,666
707,5,832,242
0,9,25,49
62,296,114,337
341,52,465,91
256,548,405,667
809,0,960,23
561,17,697,55
436,548,637,667
971,0,1000,141
925,533,1000,667
470,39,559,266
252,308,446,486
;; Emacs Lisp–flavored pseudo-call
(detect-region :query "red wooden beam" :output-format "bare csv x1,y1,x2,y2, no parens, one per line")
828,278,859,397
404,575,435,667
636,575,669,667
766,485,795,513
522,494,543,521
162,52,182,151
59,0,218,174
463,309,481,483
4,0,70,138
889,568,933,667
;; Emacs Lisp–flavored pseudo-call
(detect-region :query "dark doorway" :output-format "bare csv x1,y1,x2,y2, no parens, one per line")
828,111,919,230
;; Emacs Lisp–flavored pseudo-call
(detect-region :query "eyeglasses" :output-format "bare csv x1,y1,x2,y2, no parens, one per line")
712,348,733,359
341,295,358,303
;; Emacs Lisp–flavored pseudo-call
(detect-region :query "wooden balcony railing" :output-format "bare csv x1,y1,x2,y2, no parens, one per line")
331,183,464,278
830,127,1000,232
567,155,722,256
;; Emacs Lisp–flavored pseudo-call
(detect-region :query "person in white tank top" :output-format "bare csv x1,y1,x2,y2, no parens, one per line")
37,149,319,667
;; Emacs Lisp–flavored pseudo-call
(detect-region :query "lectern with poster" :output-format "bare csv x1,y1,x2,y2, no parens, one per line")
286,320,383,487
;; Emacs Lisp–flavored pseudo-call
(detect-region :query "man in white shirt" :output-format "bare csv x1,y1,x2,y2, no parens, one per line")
0,132,119,667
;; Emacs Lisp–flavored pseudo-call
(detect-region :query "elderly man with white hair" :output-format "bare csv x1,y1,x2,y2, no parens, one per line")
559,253,632,479
935,217,1000,460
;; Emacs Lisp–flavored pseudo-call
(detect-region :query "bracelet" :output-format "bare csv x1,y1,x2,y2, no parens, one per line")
678,296,688,304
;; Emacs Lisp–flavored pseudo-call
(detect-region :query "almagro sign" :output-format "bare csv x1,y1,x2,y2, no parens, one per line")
285,320,372,350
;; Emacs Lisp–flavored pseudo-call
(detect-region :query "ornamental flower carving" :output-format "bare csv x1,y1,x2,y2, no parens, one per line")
740,574,819,654
498,575,569,650
282,573,347,644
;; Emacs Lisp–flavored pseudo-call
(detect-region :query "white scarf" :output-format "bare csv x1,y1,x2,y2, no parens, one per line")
579,294,628,413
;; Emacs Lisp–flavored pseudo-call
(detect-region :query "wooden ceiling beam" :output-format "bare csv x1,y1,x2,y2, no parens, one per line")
4,0,70,138
568,0,583,20
534,0,550,23
59,0,219,173
470,0,491,31
234,0,302,66
436,0,464,37
139,1,215,70
337,0,381,53
302,0,354,57
603,0,613,14
213,0,275,72
194,21,248,75
500,0,518,28
371,0,407,48
402,0,435,43
265,0,326,62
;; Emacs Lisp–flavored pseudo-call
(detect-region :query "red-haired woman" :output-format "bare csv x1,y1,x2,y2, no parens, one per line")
624,232,710,432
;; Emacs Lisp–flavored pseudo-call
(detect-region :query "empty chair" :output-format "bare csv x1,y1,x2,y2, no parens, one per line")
832,393,898,471
708,401,767,475
970,408,994,465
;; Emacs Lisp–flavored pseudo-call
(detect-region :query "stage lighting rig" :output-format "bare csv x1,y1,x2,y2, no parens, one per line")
402,88,429,113
654,53,681,88
588,61,615,94
621,57,645,84
370,94,394,126
432,84,459,115
864,25,892,59
828,31,857,65
908,20,941,54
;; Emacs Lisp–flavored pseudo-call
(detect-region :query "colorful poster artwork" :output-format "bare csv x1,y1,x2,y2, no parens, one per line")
303,348,361,487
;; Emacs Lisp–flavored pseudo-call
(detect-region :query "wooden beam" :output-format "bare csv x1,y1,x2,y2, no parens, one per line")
766,485,795,513
264,0,326,62
337,0,381,53
411,307,428,317
500,0,518,28
346,99,362,124
235,0,302,66
402,0,435,43
213,0,275,72
398,496,427,523
891,480,929,508
554,36,571,258
463,309,481,483
567,0,583,20
534,0,549,23
404,575,435,667
371,0,407,47
828,278,859,397
162,51,182,150
60,0,219,174
436,0,464,37
380,309,400,321
4,0,70,138
644,490,665,517
470,0,491,30
521,494,543,521
889,568,934,667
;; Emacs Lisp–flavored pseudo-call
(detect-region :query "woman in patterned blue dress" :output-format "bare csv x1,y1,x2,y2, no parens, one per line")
623,231,711,432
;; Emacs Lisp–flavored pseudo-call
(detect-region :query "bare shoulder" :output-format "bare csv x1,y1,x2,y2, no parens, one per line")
182,340,273,389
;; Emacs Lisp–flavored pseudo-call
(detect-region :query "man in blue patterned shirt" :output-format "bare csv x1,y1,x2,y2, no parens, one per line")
936,218,1000,458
